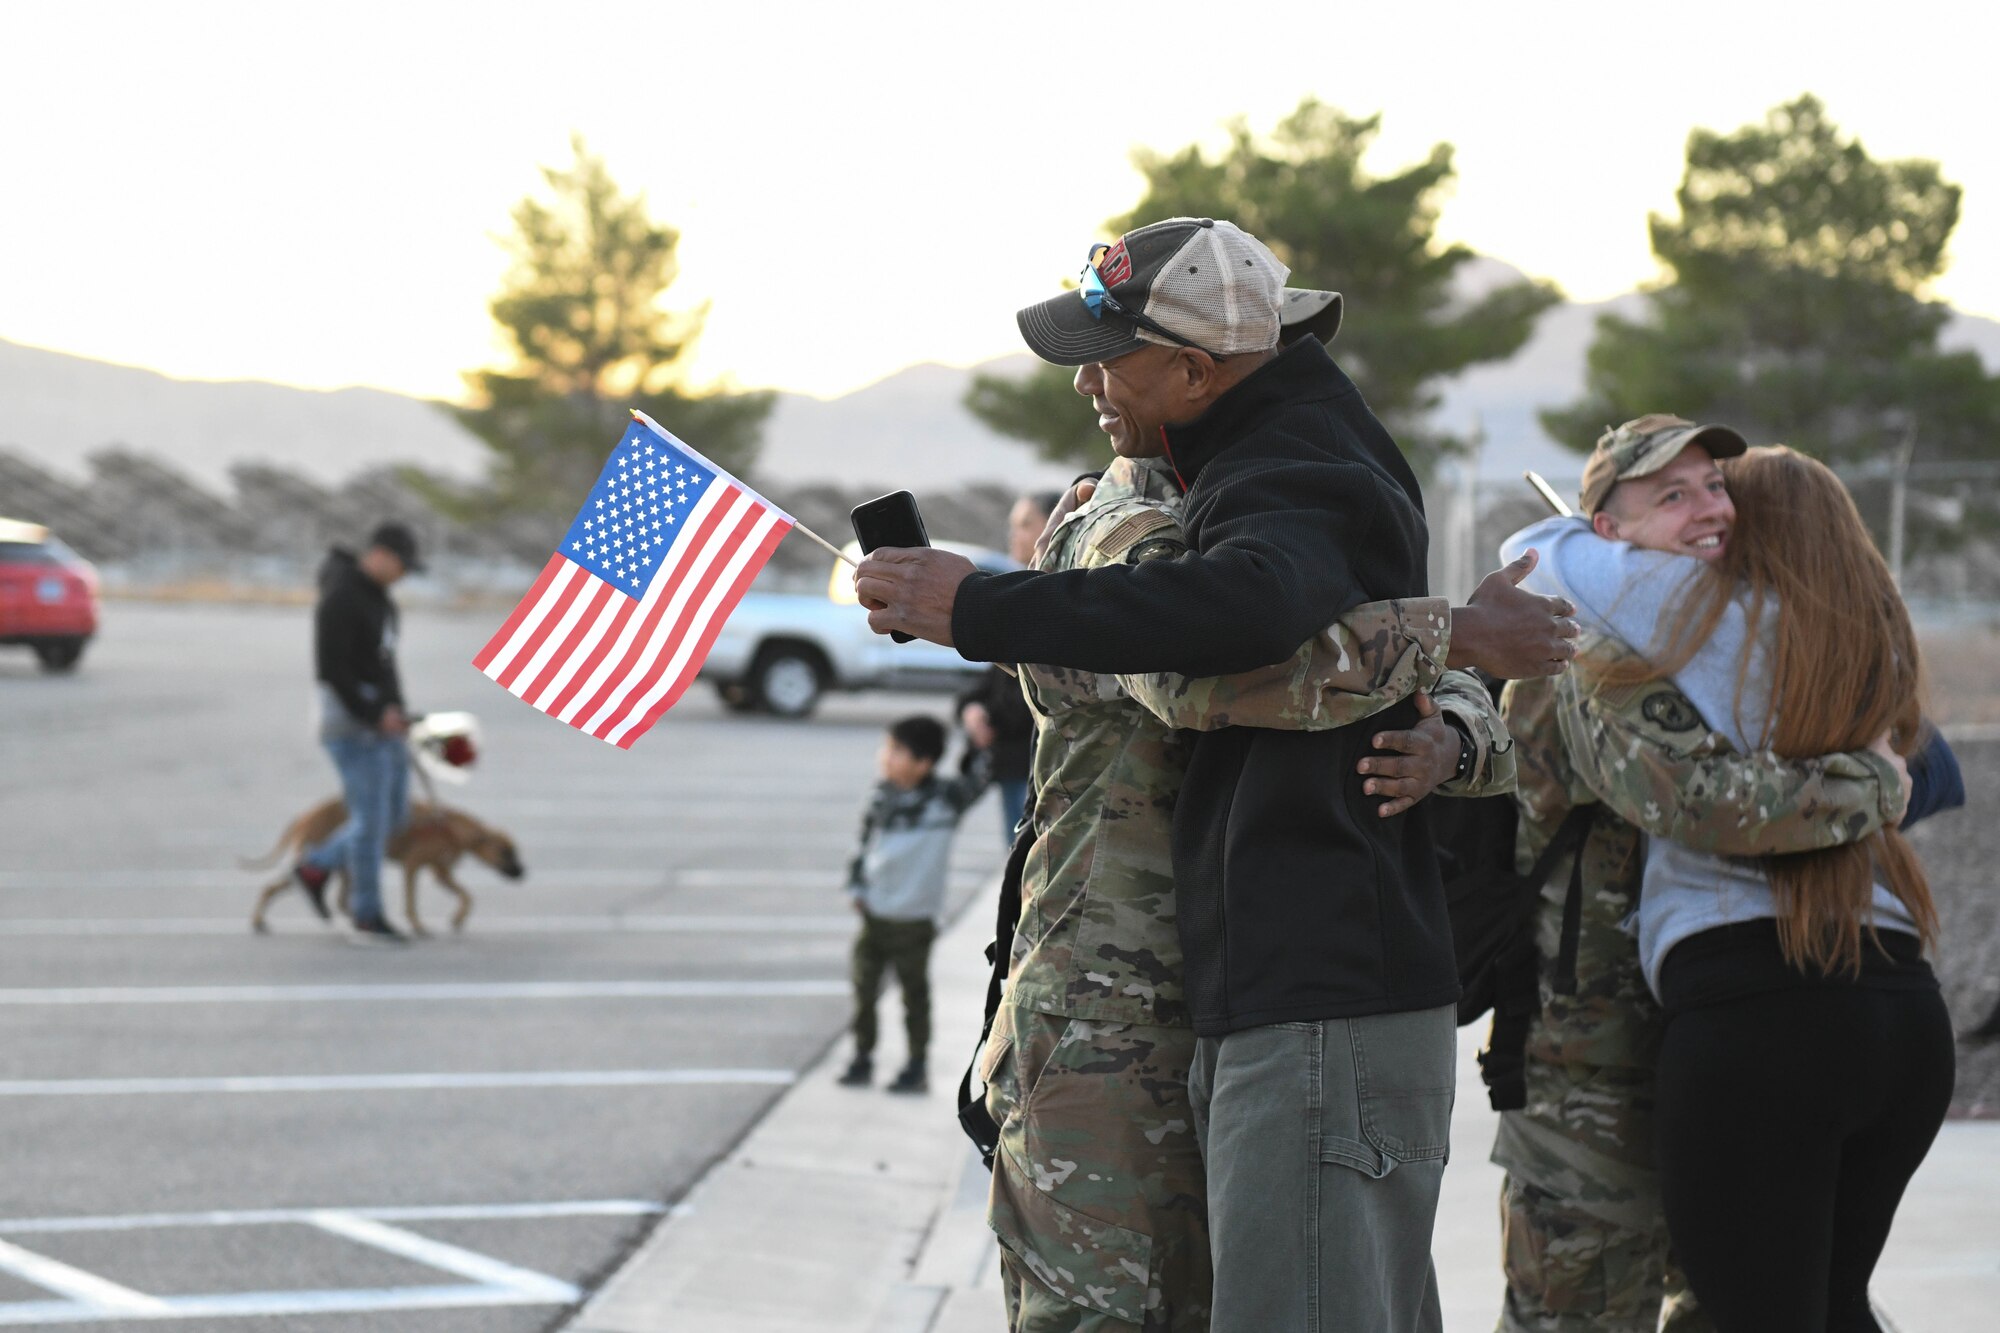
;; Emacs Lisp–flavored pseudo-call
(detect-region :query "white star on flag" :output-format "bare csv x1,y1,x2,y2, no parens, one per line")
473,411,797,749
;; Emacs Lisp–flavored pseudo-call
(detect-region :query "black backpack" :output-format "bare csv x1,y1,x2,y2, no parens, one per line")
1431,790,1594,1110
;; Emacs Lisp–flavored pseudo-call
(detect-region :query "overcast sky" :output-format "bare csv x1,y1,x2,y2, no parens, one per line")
5,1,1997,402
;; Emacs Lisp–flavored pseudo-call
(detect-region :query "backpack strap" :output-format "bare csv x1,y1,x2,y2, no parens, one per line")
1479,803,1596,1110
955,806,1035,1170
1540,806,1596,997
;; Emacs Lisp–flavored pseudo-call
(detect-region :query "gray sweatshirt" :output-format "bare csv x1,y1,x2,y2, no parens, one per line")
845,754,992,922
1503,517,1911,996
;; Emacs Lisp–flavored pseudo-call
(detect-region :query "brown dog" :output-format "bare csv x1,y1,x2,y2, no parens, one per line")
245,800,525,935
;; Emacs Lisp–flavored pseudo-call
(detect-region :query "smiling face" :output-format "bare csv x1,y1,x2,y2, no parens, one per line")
1591,444,1737,561
1071,343,1201,459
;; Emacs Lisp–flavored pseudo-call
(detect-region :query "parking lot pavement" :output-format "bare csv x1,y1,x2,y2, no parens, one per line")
0,601,1006,1329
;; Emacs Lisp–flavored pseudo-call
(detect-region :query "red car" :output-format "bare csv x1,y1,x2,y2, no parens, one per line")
0,518,99,672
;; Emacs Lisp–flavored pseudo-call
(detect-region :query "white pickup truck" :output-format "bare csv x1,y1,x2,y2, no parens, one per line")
700,542,1017,717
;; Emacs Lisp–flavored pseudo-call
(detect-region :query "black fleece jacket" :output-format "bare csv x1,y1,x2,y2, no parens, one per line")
315,549,404,726
952,339,1457,1034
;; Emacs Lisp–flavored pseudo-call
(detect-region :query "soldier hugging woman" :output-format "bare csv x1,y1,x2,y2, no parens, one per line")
1500,425,1963,1333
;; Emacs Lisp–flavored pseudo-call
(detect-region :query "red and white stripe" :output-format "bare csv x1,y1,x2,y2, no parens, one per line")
473,482,792,748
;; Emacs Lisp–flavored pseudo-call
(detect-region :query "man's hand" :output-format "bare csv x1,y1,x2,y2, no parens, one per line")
1031,478,1097,565
1447,549,1580,679
854,547,978,646
960,701,997,750
378,704,409,738
1357,691,1459,818
1870,731,1911,824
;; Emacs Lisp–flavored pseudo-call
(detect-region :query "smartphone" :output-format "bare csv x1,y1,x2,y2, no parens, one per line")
850,491,930,644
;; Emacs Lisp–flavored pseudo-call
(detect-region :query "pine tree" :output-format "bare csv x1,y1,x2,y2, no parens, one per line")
1543,96,2000,472
453,136,772,517
967,100,1558,473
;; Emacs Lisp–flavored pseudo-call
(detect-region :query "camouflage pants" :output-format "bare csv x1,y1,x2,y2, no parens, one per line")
980,1003,1209,1331
849,913,935,1060
1490,836,1711,1333
1498,1175,1705,1333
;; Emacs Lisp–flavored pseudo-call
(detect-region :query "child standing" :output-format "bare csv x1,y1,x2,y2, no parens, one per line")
839,715,990,1093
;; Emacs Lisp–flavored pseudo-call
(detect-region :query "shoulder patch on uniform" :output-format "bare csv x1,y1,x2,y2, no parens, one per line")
1093,508,1179,561
1640,690,1701,733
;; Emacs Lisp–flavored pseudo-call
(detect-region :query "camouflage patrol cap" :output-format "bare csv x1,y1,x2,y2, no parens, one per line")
1579,414,1749,515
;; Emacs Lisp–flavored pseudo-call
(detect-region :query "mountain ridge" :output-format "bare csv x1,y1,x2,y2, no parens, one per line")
7,279,1997,496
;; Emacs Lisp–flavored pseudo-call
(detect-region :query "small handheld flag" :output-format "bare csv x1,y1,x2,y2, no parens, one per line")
474,413,794,748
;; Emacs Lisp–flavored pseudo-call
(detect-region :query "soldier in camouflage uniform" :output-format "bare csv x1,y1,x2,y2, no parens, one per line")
1490,419,1906,1333
984,453,1516,1331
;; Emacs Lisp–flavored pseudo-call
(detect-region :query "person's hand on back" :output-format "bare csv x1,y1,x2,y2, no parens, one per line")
1357,692,1461,817
1870,731,1911,824
1032,479,1097,565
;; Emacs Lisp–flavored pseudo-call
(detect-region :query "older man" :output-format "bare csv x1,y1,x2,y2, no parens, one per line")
861,217,1578,1332
984,440,1516,1330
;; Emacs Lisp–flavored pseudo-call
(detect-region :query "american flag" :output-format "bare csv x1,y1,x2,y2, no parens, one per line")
474,412,794,748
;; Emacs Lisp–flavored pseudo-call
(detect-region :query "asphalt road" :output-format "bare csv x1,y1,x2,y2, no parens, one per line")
0,601,1007,1330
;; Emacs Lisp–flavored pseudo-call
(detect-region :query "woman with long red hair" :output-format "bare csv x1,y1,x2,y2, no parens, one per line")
1560,444,1955,1331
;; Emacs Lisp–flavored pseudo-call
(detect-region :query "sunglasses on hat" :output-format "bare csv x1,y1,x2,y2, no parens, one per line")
1079,244,1223,359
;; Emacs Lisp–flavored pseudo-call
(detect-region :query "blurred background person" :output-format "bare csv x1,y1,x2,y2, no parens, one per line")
957,490,1060,841
838,715,992,1094
294,521,422,944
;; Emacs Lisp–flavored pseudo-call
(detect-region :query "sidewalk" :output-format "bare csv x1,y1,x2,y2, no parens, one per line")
566,893,2000,1333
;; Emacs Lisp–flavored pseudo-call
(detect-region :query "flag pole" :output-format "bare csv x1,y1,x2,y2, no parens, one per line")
790,522,860,570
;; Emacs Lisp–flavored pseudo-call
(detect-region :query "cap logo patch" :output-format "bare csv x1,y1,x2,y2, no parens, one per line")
1098,240,1133,287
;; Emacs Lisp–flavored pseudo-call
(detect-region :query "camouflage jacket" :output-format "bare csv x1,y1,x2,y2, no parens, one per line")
1008,456,1514,1027
1501,634,1902,1069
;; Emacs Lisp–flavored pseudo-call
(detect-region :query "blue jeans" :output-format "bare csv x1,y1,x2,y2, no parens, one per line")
996,777,1028,846
304,733,409,923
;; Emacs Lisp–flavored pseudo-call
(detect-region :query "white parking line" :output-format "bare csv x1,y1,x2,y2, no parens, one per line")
0,914,854,938
0,979,847,1006
0,1238,167,1315
0,870,670,892
0,1199,666,1324
677,867,988,889
0,1199,665,1234
0,1068,796,1097
0,867,987,892
0,1283,556,1324
308,1212,578,1302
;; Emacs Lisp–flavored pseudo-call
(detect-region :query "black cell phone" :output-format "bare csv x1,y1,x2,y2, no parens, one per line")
851,491,930,644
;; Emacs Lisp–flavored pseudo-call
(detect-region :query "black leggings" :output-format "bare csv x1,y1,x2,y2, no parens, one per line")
1655,980,1955,1332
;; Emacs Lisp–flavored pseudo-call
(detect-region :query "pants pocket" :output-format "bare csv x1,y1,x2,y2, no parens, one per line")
1501,1176,1671,1324
982,1005,1057,1132
989,1149,1154,1326
1320,1006,1456,1177
984,1010,1178,1327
